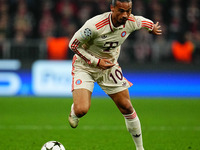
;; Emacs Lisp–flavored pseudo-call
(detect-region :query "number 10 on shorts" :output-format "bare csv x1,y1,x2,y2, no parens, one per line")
110,69,123,84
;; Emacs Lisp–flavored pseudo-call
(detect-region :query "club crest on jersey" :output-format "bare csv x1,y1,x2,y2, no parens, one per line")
75,79,82,85
121,31,126,37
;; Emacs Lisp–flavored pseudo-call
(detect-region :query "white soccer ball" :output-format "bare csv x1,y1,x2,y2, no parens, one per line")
41,141,65,150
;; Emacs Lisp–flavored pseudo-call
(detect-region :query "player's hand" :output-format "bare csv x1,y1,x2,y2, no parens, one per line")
98,59,115,70
150,22,162,35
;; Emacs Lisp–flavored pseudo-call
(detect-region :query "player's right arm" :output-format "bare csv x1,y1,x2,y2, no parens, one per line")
69,21,100,67
98,59,115,70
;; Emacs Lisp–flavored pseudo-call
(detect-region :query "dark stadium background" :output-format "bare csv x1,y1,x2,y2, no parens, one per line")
0,0,199,97
0,1,200,150
0,0,200,97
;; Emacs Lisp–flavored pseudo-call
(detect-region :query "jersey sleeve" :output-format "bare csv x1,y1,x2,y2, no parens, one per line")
133,16,154,32
69,21,100,66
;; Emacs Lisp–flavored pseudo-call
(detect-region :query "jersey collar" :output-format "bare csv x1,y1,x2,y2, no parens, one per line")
108,12,125,32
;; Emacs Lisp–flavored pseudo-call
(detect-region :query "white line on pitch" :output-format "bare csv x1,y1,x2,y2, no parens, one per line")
0,125,200,131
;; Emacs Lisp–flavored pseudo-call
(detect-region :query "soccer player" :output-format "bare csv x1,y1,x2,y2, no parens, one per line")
68,0,162,149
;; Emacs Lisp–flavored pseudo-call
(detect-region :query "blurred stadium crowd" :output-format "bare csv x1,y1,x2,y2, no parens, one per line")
0,0,200,65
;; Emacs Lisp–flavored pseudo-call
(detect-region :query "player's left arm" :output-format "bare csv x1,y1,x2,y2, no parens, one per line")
132,16,162,35
150,22,162,35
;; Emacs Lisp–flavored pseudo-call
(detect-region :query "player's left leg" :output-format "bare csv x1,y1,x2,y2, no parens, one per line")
109,89,144,150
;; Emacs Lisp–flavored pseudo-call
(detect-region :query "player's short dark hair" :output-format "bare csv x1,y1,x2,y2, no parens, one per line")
111,0,132,6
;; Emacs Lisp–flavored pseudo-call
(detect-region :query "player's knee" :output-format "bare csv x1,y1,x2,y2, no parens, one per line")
124,105,134,114
74,105,89,118
120,103,134,114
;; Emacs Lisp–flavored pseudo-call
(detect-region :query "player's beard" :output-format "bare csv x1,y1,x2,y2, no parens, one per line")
118,18,127,25
112,14,127,26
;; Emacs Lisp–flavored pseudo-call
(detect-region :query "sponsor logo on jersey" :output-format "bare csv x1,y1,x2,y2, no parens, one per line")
121,31,126,37
75,79,82,85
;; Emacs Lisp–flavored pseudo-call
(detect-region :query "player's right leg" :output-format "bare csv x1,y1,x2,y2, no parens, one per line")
69,55,95,128
69,88,92,128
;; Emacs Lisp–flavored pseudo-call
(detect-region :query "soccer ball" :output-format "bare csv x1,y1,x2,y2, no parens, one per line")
41,141,65,150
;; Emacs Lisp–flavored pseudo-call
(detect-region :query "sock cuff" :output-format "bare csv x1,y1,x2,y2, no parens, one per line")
123,111,137,119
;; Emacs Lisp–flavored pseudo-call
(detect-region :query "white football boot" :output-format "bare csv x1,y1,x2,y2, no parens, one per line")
68,104,79,128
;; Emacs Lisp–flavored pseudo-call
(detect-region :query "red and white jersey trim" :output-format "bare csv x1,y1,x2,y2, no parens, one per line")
128,16,135,22
71,55,77,91
70,39,91,64
95,18,109,30
141,20,153,30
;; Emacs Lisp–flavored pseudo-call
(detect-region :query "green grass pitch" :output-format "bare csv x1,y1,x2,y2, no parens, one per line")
0,97,200,150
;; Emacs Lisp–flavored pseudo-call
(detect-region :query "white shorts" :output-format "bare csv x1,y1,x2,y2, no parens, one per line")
71,55,133,95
